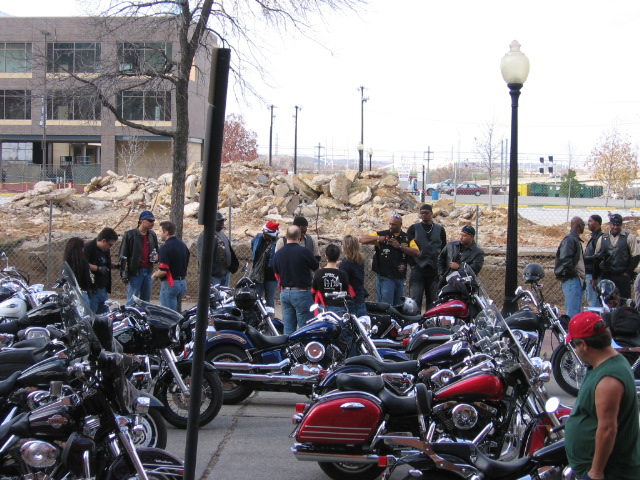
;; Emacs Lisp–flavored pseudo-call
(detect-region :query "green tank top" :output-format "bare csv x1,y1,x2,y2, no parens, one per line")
565,354,640,479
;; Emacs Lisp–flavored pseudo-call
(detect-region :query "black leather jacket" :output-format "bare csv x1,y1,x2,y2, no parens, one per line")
437,240,485,279
554,230,583,281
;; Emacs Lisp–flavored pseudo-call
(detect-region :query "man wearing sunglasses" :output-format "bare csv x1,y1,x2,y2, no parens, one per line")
119,210,160,304
84,227,119,314
565,311,640,480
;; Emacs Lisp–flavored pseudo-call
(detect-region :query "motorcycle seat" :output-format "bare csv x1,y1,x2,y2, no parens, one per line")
245,325,289,349
213,319,247,332
0,370,21,396
345,355,420,375
432,441,531,477
0,320,20,335
365,301,391,313
387,306,424,324
336,374,419,417
0,348,42,380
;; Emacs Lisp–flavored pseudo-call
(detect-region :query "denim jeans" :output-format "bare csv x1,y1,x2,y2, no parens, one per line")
409,267,439,310
159,279,187,311
585,273,601,308
210,272,231,287
88,287,109,314
376,275,405,306
562,277,584,319
353,301,367,317
280,289,314,334
127,267,153,304
255,280,278,308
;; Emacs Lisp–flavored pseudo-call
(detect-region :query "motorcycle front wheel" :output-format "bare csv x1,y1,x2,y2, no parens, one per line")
319,462,384,480
155,367,223,429
206,345,254,404
134,407,168,449
552,344,584,397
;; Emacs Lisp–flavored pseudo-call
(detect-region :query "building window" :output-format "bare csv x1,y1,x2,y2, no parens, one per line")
1,142,33,161
47,42,101,74
48,93,101,121
119,91,171,121
0,43,32,73
117,42,172,74
0,90,31,120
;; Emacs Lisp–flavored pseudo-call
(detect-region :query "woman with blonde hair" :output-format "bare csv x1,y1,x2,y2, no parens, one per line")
340,235,367,316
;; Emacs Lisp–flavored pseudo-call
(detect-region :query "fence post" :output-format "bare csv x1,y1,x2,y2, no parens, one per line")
47,200,53,287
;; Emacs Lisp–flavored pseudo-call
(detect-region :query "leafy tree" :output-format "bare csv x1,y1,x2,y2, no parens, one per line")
71,0,363,237
474,119,502,207
559,168,581,198
431,165,455,183
222,114,258,163
586,127,638,207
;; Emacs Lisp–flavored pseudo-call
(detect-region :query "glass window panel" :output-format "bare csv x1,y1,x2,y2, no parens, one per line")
2,90,30,120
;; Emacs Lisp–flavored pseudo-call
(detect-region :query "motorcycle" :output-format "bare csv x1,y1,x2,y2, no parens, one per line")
290,264,570,480
110,296,224,429
200,291,408,404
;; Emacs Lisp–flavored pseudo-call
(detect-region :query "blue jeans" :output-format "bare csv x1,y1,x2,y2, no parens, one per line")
211,272,231,287
353,301,367,317
376,275,405,306
127,267,153,304
159,279,187,311
255,280,278,308
562,277,584,319
280,289,314,334
88,288,109,314
585,273,601,308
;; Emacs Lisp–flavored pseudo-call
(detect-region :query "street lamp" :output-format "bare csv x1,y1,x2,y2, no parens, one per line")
500,40,530,315
358,86,368,173
357,143,364,170
40,30,51,167
368,147,373,170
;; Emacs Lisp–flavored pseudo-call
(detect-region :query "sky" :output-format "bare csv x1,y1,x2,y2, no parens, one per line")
3,0,640,172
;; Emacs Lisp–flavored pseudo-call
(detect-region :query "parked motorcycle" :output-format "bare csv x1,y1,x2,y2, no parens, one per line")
291,265,569,480
201,291,408,404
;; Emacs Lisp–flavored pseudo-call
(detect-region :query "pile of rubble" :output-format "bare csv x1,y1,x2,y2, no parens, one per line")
0,161,569,248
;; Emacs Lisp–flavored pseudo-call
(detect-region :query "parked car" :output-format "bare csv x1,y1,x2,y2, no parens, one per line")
445,183,488,196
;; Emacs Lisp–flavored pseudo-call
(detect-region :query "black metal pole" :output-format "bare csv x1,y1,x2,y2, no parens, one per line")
502,83,522,315
294,106,299,174
359,86,365,173
268,105,274,167
184,47,231,480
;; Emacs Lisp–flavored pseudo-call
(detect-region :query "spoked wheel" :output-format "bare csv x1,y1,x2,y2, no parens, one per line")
155,366,223,429
552,344,585,397
133,407,167,449
318,462,385,480
206,346,254,404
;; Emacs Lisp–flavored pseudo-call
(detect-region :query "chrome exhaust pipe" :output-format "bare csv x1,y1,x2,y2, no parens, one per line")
291,448,379,464
212,359,290,371
229,373,319,383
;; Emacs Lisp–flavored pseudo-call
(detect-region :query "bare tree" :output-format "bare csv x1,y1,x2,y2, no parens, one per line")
118,134,149,176
474,119,502,207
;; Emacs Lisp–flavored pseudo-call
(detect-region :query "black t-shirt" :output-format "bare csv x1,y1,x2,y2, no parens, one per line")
158,237,190,278
84,239,111,290
312,267,350,307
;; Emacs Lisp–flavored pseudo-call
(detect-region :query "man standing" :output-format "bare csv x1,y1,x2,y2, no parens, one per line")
594,213,640,299
437,225,484,285
565,311,640,480
250,221,280,308
197,212,238,287
119,210,160,304
275,216,321,261
584,214,604,307
407,204,447,310
84,227,119,314
153,221,190,312
554,216,586,319
273,226,320,334
360,213,419,306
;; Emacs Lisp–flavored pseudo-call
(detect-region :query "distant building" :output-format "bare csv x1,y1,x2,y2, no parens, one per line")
0,16,212,183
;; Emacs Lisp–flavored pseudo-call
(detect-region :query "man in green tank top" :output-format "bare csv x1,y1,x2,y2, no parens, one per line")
565,311,640,480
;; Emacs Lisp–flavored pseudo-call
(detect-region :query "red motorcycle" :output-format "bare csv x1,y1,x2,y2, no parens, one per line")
290,266,571,480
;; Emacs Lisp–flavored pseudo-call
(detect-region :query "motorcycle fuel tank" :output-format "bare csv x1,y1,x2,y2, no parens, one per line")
16,355,69,387
289,319,340,343
419,341,472,366
424,300,469,319
296,396,383,445
434,372,506,402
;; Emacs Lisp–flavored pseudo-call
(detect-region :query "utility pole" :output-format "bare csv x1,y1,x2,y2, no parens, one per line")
424,147,433,184
293,106,300,174
358,86,369,173
315,143,325,173
268,105,275,167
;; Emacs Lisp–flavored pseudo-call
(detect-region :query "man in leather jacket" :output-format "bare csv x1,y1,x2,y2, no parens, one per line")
593,213,640,299
554,216,585,319
583,215,604,307
437,225,484,287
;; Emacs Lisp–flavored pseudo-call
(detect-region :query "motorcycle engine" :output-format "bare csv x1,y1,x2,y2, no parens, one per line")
432,401,497,446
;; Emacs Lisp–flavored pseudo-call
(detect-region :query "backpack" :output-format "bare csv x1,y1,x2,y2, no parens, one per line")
603,306,640,336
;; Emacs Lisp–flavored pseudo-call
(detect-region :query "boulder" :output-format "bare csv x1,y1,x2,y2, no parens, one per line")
329,174,351,203
185,175,198,199
348,187,373,206
273,183,290,198
317,195,349,211
380,175,400,187
293,175,319,200
87,180,136,201
344,170,360,182
184,202,200,217
157,173,173,185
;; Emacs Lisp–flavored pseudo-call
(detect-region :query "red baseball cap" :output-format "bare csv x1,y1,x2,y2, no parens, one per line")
566,311,607,343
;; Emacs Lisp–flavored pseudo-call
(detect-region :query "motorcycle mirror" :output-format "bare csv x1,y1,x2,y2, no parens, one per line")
545,397,560,413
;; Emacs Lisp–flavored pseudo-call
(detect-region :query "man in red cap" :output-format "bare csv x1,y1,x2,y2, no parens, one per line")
565,311,640,480
249,221,281,308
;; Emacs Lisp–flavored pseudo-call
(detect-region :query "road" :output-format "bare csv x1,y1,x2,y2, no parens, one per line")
163,377,575,480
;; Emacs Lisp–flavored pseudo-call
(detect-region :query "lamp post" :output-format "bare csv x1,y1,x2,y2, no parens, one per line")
357,143,364,170
368,147,373,170
268,105,275,167
500,40,530,315
293,105,300,174
358,86,368,172
40,30,51,167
